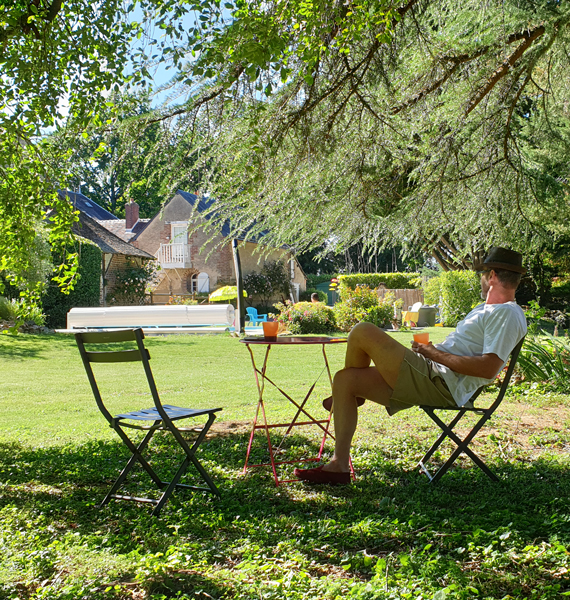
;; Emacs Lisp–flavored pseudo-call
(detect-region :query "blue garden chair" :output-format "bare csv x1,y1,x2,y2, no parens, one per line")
246,307,268,326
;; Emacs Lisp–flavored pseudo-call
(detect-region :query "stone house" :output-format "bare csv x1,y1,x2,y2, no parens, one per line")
130,190,306,303
60,190,155,305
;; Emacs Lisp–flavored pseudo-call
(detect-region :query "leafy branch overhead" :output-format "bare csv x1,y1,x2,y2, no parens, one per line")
3,0,570,308
0,0,189,303
147,0,570,265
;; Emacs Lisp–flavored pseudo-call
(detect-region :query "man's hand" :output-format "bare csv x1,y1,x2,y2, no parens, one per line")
411,341,503,380
411,341,439,360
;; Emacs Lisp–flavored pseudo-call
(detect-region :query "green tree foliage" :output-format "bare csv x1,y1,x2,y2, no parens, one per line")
48,91,204,218
42,240,102,329
297,243,418,274
0,0,201,313
0,132,77,317
0,0,136,309
146,0,570,271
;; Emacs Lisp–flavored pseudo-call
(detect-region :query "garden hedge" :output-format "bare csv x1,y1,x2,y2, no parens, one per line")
338,272,421,291
42,240,102,328
306,273,338,287
424,270,481,326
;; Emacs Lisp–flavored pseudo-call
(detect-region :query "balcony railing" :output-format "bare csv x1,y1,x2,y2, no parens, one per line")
156,243,191,268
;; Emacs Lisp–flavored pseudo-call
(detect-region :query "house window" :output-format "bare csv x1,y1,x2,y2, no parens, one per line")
189,272,210,293
290,259,295,280
171,223,187,244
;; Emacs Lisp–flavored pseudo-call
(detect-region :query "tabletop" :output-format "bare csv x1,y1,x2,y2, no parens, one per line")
240,336,347,345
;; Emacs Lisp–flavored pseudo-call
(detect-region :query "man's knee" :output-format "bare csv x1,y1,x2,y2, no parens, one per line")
333,367,359,392
333,368,349,390
348,322,386,346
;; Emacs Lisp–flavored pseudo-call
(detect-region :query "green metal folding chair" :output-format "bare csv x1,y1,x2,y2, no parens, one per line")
418,336,525,483
75,328,222,516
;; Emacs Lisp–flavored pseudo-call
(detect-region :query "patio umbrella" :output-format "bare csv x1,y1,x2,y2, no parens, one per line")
208,286,248,302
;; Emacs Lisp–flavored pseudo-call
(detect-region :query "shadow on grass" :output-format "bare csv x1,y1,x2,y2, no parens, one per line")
0,333,77,359
2,432,570,598
1,432,569,527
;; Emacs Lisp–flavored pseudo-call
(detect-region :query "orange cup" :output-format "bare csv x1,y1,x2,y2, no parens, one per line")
413,332,430,345
262,321,279,341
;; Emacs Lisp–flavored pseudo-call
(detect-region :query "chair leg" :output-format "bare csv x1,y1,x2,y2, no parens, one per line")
152,454,220,516
178,414,220,496
188,454,220,496
152,456,191,516
102,414,219,515
419,409,465,466
419,409,499,483
102,426,162,507
150,414,220,515
430,445,499,484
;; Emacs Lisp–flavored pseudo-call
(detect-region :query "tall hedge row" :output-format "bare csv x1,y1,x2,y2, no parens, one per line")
306,273,338,287
338,272,421,291
42,240,102,328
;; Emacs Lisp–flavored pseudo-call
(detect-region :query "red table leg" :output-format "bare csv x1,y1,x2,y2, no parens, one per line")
243,342,339,486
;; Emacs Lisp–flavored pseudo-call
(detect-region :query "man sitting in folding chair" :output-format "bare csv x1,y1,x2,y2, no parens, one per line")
295,247,527,485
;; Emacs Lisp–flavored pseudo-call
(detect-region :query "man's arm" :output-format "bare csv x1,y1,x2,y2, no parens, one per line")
412,342,503,380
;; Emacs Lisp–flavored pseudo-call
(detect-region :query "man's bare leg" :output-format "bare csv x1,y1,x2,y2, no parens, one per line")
322,323,407,473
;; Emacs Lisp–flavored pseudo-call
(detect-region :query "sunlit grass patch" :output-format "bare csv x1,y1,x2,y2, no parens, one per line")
1,332,570,599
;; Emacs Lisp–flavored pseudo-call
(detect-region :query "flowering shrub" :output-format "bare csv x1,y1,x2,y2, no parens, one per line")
334,285,395,332
274,301,336,334
167,295,199,305
244,260,291,306
107,259,156,305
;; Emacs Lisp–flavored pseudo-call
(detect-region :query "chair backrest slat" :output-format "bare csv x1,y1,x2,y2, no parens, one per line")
75,328,167,425
489,335,525,408
79,330,139,344
86,349,148,363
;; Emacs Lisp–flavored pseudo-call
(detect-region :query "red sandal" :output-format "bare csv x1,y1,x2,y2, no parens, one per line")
294,466,351,485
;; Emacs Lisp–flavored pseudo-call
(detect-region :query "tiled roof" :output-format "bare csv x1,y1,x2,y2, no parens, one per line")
73,212,154,258
176,189,267,241
98,219,151,242
58,190,119,221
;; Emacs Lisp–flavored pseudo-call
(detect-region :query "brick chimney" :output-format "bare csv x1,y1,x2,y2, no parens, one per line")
125,199,139,230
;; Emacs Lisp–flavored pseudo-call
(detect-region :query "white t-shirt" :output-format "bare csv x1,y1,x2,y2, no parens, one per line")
432,302,527,406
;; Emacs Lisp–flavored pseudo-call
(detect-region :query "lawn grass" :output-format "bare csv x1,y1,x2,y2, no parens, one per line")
1,330,569,600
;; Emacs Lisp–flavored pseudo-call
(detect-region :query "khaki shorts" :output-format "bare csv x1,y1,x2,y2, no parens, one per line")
388,348,457,416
